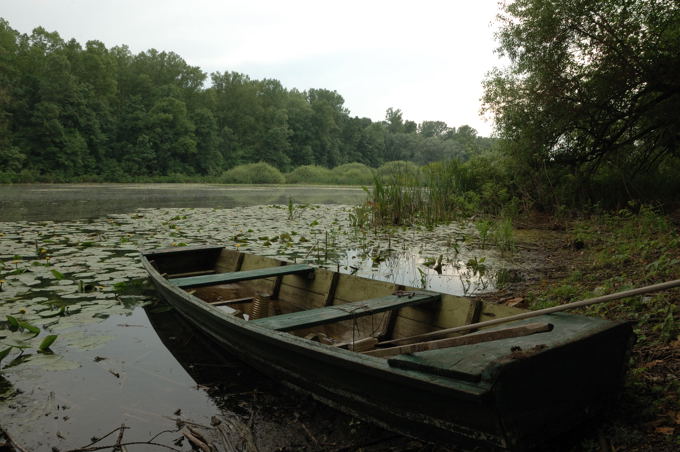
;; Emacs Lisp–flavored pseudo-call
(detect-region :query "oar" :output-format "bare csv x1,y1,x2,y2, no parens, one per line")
378,278,680,347
364,322,553,358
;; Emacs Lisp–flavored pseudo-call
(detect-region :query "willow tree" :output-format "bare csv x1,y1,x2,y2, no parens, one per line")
483,0,680,206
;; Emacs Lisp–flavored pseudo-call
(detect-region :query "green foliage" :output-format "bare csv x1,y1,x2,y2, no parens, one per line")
38,335,58,351
221,162,285,184
0,18,494,184
330,163,374,185
527,206,680,346
285,165,334,184
475,220,493,249
484,0,680,209
491,218,516,253
0,348,11,363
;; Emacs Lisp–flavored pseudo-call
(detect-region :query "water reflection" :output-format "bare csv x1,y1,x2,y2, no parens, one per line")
0,184,365,222
0,308,221,450
336,248,495,295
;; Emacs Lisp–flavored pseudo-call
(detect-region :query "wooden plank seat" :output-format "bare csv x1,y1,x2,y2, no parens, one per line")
169,264,314,289
251,291,441,332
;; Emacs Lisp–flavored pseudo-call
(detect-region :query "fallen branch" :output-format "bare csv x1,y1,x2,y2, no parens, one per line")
180,426,211,452
64,425,181,452
2,429,30,452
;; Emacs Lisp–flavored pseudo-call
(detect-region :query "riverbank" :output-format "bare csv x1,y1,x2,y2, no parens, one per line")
474,206,680,451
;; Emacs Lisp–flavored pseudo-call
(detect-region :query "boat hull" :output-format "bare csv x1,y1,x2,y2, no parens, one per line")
142,246,635,450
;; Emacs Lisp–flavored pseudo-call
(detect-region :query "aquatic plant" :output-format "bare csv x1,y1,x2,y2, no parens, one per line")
475,220,493,249
491,218,516,253
0,316,58,367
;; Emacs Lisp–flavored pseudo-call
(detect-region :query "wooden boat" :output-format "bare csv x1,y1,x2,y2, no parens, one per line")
141,245,635,451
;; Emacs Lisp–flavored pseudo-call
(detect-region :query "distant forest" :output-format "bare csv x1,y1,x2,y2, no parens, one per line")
0,19,493,182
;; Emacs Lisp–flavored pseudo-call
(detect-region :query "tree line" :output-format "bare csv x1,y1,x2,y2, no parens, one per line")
0,19,493,182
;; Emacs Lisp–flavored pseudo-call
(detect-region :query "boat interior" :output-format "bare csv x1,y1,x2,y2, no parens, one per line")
148,246,531,359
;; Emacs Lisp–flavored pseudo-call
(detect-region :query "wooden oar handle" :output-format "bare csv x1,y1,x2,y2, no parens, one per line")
365,322,553,358
380,278,680,347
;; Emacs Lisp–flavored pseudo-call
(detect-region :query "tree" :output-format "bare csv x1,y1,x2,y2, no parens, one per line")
384,107,404,134
483,0,680,203
306,88,347,167
419,121,449,138
146,97,196,174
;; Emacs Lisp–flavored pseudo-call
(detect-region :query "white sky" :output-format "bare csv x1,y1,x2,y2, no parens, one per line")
2,0,504,136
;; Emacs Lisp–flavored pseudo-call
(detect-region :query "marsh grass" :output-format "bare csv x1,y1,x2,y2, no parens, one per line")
357,160,521,247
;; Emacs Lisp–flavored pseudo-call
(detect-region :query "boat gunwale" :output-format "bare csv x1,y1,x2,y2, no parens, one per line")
140,246,493,397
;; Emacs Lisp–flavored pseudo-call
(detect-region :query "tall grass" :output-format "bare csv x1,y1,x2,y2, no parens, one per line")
362,160,515,230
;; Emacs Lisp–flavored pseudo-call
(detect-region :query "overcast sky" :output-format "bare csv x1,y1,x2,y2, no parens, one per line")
2,0,504,136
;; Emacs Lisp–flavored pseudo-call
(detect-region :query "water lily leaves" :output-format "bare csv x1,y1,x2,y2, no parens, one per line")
50,269,65,280
39,308,64,318
62,332,114,351
23,353,79,371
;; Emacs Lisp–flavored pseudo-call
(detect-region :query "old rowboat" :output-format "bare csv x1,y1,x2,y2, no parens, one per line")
141,245,634,451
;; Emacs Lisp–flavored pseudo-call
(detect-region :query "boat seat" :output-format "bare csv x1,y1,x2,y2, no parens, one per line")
169,264,314,289
251,291,441,332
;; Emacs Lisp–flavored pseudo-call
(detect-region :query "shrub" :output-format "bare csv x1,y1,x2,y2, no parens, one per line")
331,163,374,185
221,162,285,184
285,165,334,184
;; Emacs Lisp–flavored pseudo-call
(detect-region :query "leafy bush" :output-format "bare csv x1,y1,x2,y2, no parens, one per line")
221,162,285,184
285,165,334,184
331,163,374,185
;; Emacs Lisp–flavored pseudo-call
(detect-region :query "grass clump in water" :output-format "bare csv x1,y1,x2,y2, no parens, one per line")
355,159,513,229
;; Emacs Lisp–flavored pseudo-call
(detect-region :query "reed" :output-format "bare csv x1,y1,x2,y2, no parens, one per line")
358,159,479,228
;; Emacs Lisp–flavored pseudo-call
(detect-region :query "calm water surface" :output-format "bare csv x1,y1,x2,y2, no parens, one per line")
0,183,365,222
0,184,516,451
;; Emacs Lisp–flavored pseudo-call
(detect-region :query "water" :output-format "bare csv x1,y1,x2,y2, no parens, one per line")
0,184,523,451
0,183,365,222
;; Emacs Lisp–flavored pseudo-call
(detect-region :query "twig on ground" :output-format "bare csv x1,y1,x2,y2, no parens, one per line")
2,429,30,452
64,441,180,452
299,421,319,447
77,426,126,449
64,424,181,452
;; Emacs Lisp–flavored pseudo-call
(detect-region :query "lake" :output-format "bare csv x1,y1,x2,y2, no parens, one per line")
0,184,524,451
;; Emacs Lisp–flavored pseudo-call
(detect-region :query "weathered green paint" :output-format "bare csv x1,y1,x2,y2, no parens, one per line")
143,246,636,451
251,292,441,331
387,313,615,382
169,263,314,289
